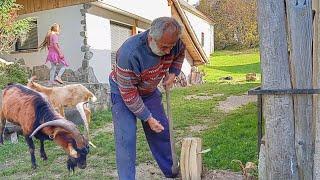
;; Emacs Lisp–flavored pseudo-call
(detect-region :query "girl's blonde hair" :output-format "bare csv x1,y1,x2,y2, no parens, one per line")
39,23,60,50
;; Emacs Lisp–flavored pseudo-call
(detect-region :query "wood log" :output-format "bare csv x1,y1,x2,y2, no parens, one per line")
180,137,202,180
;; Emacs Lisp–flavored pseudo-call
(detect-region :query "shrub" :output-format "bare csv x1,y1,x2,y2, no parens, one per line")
0,62,29,89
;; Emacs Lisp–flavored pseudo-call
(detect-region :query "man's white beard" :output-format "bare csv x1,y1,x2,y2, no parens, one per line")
149,38,166,56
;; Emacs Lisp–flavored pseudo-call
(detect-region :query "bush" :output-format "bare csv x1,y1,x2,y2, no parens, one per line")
0,63,29,89
0,0,33,53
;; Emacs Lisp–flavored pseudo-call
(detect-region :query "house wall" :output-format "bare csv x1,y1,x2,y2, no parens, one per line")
184,10,214,56
99,0,171,21
186,0,199,6
0,5,84,71
87,3,193,83
182,51,193,79
1,1,212,85
86,13,112,83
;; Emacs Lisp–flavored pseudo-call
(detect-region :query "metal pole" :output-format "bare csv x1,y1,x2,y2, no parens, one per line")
257,94,263,155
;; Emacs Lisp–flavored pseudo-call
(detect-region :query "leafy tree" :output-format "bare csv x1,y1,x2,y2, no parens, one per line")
0,0,33,53
197,0,258,50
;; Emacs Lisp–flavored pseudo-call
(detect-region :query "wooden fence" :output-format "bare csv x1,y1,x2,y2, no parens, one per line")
257,0,320,179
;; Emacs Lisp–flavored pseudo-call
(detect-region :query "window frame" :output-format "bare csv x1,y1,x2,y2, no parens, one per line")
15,20,38,52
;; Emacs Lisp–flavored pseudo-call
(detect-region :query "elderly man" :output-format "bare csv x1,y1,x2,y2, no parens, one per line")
109,17,185,179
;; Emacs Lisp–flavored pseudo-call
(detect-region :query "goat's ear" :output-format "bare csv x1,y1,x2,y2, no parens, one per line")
52,128,68,139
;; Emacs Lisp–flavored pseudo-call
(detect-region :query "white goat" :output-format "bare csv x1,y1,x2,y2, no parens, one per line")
27,76,97,133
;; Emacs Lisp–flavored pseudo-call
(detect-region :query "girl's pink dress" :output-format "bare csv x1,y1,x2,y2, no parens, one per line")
46,33,69,66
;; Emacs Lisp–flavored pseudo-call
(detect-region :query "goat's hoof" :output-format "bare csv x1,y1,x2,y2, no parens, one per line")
31,164,37,169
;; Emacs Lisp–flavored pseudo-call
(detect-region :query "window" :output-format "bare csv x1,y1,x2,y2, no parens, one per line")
15,20,38,51
201,32,204,47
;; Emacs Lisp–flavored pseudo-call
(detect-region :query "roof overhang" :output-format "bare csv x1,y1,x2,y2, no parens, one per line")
178,0,214,25
91,1,152,25
168,0,208,65
16,0,95,15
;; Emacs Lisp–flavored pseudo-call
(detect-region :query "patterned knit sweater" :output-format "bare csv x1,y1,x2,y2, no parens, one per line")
109,30,185,121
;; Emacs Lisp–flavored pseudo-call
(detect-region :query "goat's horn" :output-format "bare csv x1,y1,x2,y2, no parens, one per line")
29,119,83,146
76,102,90,138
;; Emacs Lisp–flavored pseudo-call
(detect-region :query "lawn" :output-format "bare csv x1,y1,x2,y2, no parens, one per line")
201,48,260,82
0,49,261,178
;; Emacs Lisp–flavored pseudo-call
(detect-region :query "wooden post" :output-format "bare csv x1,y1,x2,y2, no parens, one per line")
257,0,299,179
313,0,320,178
286,0,314,179
132,20,137,35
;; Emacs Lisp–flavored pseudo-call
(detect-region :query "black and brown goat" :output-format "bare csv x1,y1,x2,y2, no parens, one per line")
0,84,89,171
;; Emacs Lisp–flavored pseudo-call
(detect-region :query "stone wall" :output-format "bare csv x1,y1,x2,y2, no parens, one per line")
82,82,110,110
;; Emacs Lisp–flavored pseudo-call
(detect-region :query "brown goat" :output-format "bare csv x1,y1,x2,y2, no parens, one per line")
27,76,97,128
0,84,89,171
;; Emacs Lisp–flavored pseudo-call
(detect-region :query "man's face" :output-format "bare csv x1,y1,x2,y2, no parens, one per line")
149,30,179,56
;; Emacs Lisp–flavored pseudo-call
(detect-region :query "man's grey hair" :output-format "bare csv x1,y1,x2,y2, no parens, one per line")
149,17,182,40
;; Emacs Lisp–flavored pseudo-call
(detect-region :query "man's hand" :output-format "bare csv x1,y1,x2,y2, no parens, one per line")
162,73,176,90
147,117,164,133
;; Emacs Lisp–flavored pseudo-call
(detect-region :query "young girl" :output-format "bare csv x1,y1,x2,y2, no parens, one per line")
39,23,68,85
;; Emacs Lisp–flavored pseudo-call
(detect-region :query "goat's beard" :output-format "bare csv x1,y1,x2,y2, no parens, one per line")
67,157,77,172
149,38,166,56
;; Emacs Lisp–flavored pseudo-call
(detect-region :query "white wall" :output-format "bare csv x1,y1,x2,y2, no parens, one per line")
0,5,83,70
99,0,171,21
184,10,214,56
186,0,199,6
86,13,112,83
181,58,192,79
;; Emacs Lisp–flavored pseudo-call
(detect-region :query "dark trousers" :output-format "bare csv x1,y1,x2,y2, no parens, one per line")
111,90,176,180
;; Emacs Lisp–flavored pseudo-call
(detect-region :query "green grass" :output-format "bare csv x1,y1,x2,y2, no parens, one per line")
202,103,258,171
201,49,260,82
0,49,261,178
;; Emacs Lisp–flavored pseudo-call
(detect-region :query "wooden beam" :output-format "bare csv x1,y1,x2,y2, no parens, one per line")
257,0,298,178
286,0,313,178
132,19,137,35
16,0,95,14
313,0,320,178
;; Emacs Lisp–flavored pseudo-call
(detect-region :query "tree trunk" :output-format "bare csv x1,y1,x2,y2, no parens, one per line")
257,0,299,179
286,0,314,179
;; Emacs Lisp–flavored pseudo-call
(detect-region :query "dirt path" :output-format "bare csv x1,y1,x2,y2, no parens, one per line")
218,94,256,113
202,170,244,180
136,162,245,180
184,94,224,100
